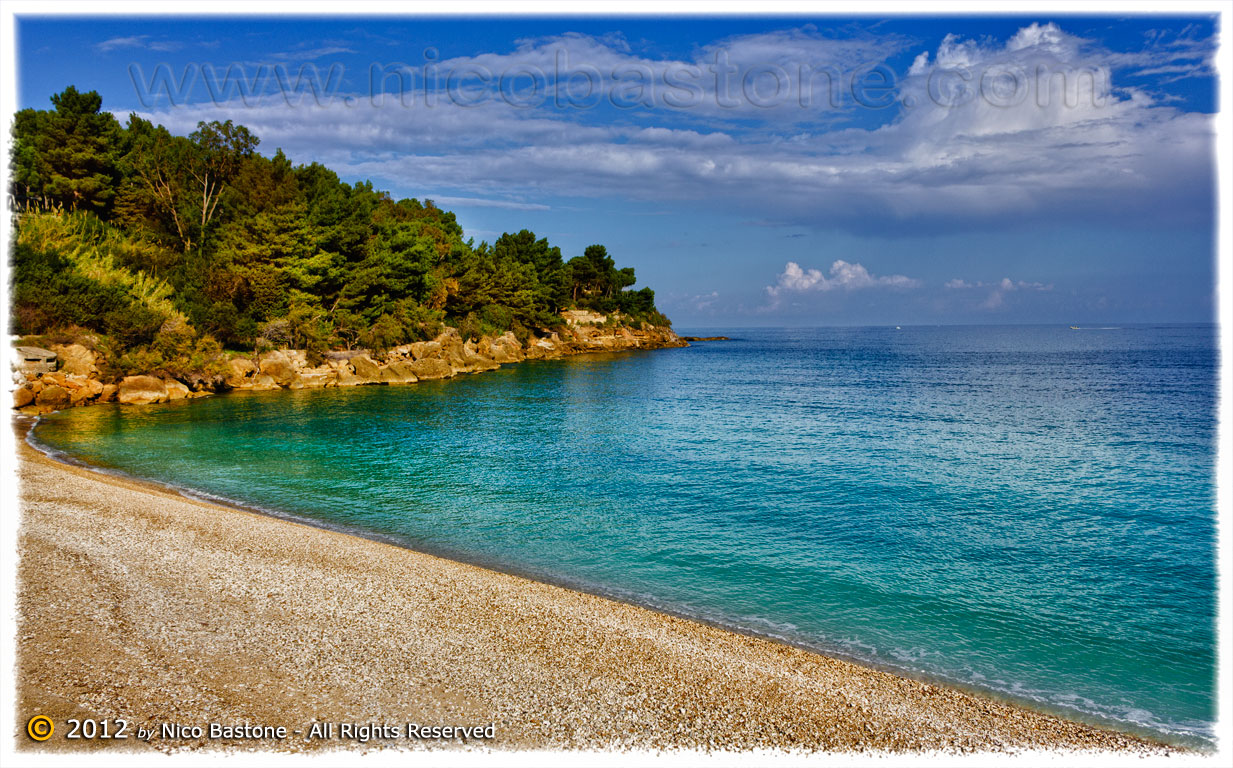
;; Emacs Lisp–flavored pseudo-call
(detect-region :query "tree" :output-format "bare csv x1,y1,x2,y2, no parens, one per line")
491,229,567,312
115,116,195,251
10,87,119,213
187,120,259,238
115,117,258,253
11,109,50,208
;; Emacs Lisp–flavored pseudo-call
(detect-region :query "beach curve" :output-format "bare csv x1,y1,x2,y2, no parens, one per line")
13,421,1177,755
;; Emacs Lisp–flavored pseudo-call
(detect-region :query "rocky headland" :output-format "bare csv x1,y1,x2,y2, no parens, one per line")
11,311,686,414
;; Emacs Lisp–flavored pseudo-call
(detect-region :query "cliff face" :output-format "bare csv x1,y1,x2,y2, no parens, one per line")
12,315,687,413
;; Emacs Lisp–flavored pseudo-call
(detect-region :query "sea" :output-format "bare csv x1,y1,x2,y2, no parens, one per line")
31,324,1218,747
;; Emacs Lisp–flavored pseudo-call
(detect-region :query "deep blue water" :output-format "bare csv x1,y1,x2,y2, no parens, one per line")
33,325,1218,745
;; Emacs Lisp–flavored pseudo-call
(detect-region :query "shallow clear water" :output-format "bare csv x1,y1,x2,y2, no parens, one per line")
34,325,1217,745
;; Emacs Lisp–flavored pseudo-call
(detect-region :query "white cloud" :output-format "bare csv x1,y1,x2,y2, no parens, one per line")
97,36,149,53
767,260,919,298
428,195,549,211
943,276,1052,310
96,35,184,53
945,276,1052,308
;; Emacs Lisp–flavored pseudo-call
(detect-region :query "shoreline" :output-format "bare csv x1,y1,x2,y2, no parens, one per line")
14,315,688,416
14,421,1180,754
22,410,1200,751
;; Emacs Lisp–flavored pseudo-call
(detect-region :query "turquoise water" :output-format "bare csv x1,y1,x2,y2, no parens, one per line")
33,325,1217,745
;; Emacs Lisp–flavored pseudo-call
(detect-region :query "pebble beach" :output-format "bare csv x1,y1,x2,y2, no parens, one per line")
13,429,1176,755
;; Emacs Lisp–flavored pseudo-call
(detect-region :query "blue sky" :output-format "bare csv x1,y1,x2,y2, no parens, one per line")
15,15,1220,327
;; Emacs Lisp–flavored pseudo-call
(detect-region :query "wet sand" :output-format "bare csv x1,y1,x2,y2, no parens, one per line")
13,429,1175,755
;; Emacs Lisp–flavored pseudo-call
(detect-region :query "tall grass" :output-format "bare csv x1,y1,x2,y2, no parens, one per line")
15,211,185,325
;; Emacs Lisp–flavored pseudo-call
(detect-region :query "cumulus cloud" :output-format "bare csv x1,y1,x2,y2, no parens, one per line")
767,260,919,298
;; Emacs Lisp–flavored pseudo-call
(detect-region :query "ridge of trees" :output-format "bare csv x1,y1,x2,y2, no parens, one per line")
10,86,669,367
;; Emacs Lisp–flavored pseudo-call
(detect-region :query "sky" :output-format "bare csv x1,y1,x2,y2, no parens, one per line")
13,14,1221,328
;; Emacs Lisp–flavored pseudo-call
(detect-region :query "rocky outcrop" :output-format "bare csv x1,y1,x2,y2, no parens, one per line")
408,358,454,380
524,334,565,360
349,355,382,383
482,332,524,364
118,376,168,405
249,374,280,391
14,386,35,409
226,357,257,388
35,385,70,409
12,314,686,414
165,379,192,401
50,344,97,377
258,350,299,387
296,365,338,389
380,361,419,385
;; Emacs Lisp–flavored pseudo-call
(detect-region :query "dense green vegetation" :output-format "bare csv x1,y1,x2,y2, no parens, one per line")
10,86,668,370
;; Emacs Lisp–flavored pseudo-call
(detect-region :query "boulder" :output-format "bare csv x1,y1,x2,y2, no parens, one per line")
165,379,192,400
336,366,362,387
434,328,469,369
67,381,95,406
298,365,338,389
349,355,383,383
13,386,34,409
408,357,455,380
298,372,335,388
458,339,500,372
409,341,443,360
99,384,118,403
50,344,98,377
118,375,168,405
524,336,563,360
443,343,469,369
258,350,299,387
485,332,524,364
225,357,256,387
249,374,280,391
380,361,419,385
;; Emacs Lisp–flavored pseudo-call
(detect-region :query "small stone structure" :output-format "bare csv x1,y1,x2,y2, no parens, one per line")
14,346,57,374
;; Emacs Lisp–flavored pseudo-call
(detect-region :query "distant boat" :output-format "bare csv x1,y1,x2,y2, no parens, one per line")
1070,325,1079,330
